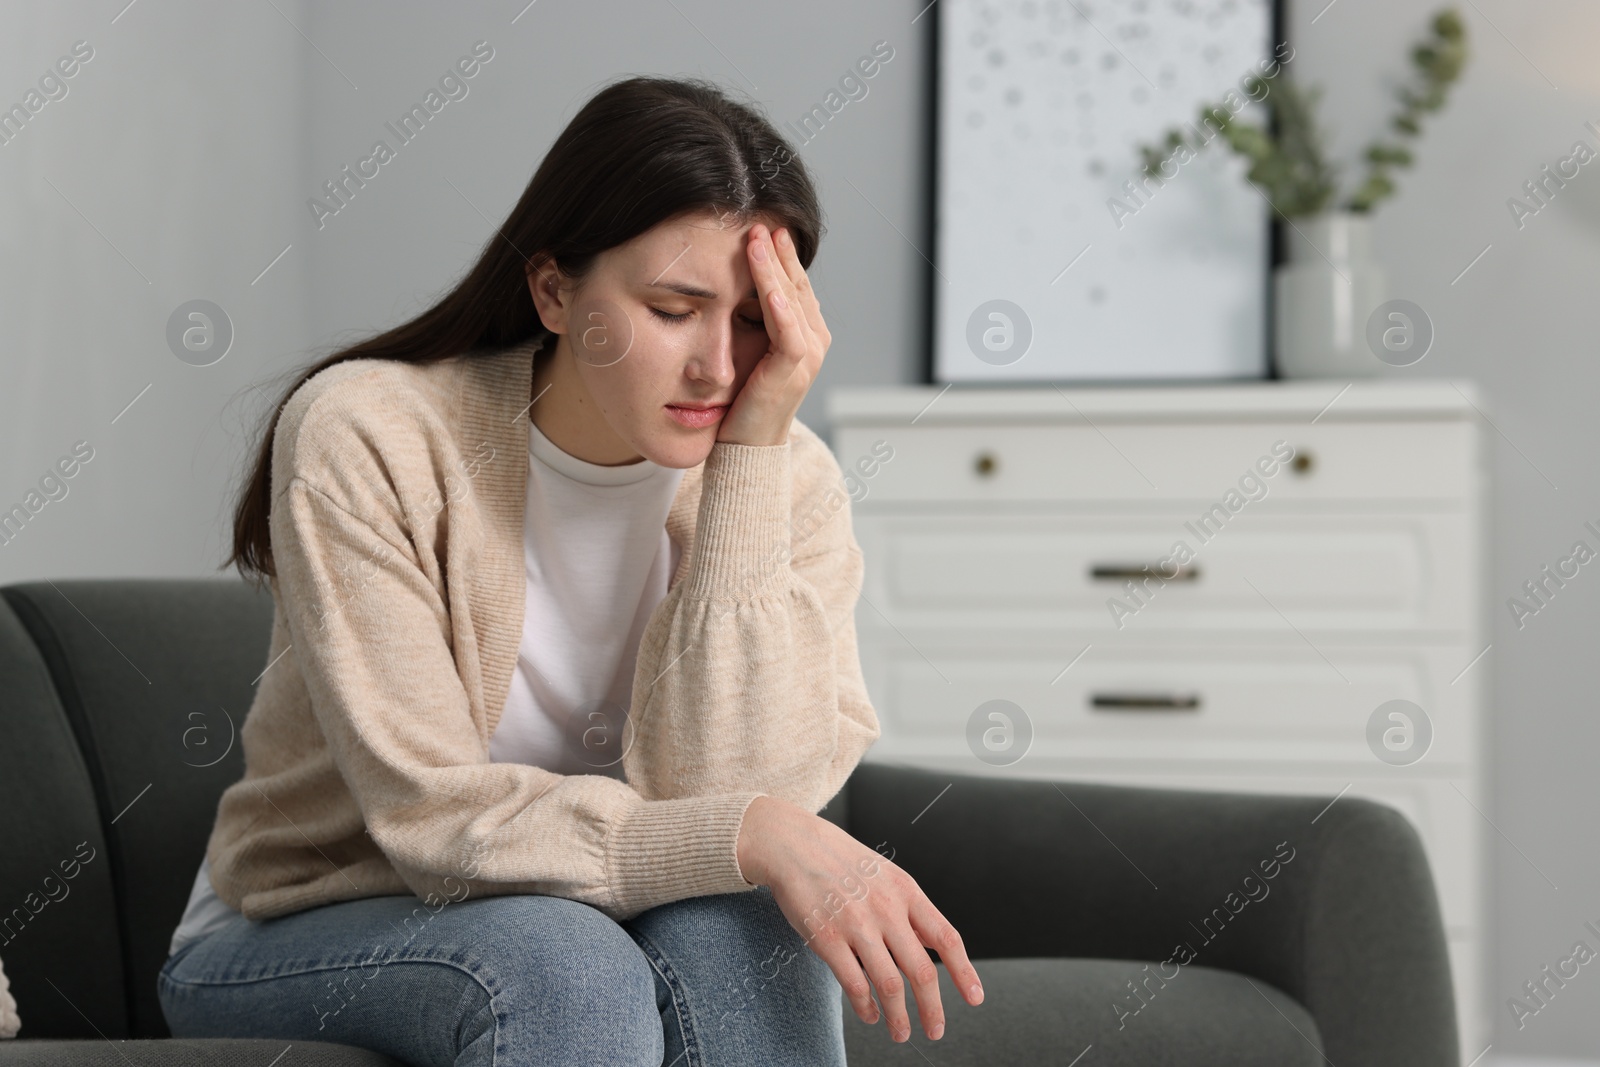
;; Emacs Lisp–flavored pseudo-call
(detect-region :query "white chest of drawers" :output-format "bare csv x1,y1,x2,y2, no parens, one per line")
827,380,1488,1057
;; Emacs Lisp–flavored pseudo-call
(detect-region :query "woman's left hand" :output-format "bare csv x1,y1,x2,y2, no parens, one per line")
716,223,831,447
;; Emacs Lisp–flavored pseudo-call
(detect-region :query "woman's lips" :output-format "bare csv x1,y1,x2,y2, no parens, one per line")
665,404,728,429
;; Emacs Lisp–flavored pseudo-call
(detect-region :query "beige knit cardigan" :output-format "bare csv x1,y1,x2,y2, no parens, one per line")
206,336,880,923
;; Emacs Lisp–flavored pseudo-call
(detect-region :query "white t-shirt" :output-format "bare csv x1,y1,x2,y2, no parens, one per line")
168,418,684,955
492,417,684,774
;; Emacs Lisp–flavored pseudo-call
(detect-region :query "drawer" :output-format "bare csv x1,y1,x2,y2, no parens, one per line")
833,420,1478,504
859,640,1481,767
855,513,1476,633
861,753,1486,933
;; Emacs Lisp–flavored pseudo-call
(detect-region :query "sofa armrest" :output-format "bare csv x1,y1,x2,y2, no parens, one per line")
842,761,1459,1067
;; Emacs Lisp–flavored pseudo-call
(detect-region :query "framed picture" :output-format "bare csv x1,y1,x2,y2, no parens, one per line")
932,0,1280,383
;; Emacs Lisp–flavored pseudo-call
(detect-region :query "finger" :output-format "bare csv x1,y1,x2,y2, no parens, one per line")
805,928,879,1025
745,223,806,361
882,921,945,1039
747,226,812,366
910,897,984,1006
853,935,913,1042
753,224,802,315
766,227,825,366
770,227,828,343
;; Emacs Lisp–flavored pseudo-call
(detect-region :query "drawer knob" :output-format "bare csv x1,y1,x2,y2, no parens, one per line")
1091,693,1202,711
973,450,999,477
1291,450,1314,475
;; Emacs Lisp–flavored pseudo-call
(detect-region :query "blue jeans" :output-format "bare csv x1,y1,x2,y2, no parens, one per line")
157,885,846,1066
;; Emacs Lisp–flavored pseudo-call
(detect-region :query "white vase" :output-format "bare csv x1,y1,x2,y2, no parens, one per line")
1273,211,1389,378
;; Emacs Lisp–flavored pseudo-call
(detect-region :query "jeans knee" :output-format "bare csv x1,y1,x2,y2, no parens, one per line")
457,896,662,1066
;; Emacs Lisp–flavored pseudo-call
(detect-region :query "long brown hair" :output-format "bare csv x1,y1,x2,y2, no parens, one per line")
223,74,824,584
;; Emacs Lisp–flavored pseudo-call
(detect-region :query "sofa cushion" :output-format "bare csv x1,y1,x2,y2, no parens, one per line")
843,957,1325,1066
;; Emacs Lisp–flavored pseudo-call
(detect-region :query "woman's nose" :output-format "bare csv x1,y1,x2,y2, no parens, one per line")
689,324,737,384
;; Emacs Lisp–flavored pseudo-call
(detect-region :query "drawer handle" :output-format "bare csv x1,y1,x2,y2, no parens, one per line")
1089,564,1201,582
973,450,999,477
1090,692,1202,711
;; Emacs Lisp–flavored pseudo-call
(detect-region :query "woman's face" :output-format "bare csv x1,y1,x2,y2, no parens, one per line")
526,208,782,470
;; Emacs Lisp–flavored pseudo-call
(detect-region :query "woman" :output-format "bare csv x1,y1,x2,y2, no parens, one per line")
157,74,983,1066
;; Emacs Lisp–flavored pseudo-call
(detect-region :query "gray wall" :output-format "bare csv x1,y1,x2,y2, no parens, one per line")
0,1,308,583
2,0,1595,1057
1289,0,1600,1057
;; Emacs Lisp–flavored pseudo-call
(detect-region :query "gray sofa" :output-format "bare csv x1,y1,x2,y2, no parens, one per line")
0,578,1461,1065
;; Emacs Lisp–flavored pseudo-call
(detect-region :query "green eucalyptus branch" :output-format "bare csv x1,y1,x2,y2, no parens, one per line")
1140,77,1339,217
1346,9,1467,212
1138,7,1468,219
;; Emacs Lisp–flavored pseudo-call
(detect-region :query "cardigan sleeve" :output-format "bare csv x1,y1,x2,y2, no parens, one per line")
269,474,765,922
620,433,882,812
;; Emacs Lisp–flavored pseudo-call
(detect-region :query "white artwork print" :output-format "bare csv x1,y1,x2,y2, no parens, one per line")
936,0,1274,382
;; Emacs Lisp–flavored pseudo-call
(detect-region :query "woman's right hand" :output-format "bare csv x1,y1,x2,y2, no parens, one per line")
735,794,985,1043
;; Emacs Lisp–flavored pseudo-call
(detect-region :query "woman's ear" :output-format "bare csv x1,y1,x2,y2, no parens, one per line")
526,256,569,335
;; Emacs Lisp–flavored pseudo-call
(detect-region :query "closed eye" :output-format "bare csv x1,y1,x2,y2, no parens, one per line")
649,306,766,329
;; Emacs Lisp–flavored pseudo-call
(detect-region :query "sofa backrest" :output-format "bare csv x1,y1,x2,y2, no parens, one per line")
0,579,274,1039
0,592,123,1039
